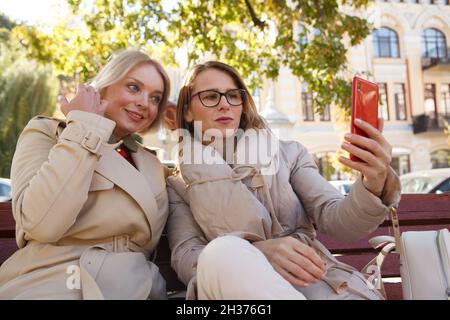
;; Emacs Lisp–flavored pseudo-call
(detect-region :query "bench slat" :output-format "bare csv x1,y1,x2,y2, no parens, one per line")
158,262,186,292
397,194,450,212
336,252,401,277
0,202,15,238
383,212,450,226
0,239,18,265
384,282,403,300
156,234,172,262
154,234,187,292
318,224,450,253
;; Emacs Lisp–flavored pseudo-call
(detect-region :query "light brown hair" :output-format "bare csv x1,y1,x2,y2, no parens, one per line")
176,61,266,134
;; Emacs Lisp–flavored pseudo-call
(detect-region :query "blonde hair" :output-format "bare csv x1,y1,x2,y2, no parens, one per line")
176,61,267,134
90,49,170,133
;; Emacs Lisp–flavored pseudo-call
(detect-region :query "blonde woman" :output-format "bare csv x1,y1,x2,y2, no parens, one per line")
0,49,170,299
167,61,401,300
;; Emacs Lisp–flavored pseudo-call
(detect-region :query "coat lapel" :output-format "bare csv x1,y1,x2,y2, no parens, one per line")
132,147,166,235
94,148,158,231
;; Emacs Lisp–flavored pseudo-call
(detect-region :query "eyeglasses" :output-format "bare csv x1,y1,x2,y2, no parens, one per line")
190,89,246,108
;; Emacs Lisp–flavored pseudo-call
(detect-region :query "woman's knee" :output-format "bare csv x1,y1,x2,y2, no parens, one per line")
198,235,249,271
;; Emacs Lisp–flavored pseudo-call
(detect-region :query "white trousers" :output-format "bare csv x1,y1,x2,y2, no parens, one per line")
196,235,382,300
196,235,306,300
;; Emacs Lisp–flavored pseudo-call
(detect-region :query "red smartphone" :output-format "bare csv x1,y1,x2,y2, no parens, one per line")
350,76,379,162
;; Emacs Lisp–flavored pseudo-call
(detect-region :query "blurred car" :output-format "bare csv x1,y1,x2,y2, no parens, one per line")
329,180,355,195
400,168,450,194
0,178,11,202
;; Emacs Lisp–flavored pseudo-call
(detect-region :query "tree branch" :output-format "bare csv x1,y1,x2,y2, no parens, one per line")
244,0,267,30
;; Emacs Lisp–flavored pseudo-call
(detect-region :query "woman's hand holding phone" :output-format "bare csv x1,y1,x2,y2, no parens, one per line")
339,117,392,197
338,77,393,197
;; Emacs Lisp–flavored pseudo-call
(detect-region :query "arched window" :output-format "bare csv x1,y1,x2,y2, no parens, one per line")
313,152,338,181
372,27,400,58
422,28,447,58
301,83,314,121
431,149,450,169
312,152,356,181
391,154,411,176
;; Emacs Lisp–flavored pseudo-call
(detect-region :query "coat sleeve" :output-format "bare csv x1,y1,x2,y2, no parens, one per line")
287,141,401,242
11,110,117,245
166,177,207,286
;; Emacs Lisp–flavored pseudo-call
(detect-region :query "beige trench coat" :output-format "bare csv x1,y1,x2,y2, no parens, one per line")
167,133,401,299
0,110,168,299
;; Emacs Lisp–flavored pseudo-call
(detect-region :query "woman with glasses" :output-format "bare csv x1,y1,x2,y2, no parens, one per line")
0,49,170,299
166,61,401,300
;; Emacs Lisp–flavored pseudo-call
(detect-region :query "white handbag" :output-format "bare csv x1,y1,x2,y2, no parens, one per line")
363,207,450,300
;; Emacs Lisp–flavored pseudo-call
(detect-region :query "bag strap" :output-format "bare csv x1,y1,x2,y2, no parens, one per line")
389,206,403,256
361,206,401,299
361,241,397,299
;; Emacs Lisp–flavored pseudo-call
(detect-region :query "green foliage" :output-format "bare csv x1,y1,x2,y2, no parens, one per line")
0,12,18,44
11,0,371,113
0,45,58,177
0,13,17,30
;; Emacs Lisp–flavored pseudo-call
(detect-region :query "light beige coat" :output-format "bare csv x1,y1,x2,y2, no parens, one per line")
0,111,168,299
167,133,401,299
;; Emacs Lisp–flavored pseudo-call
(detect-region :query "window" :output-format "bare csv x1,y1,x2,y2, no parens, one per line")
320,105,331,122
251,87,261,111
302,85,314,121
378,83,390,120
433,179,450,194
431,149,450,168
373,27,400,58
394,83,407,120
424,83,438,123
391,154,410,176
313,152,340,180
440,84,450,116
422,28,447,58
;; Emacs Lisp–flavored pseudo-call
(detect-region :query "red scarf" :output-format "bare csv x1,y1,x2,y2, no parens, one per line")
116,146,137,168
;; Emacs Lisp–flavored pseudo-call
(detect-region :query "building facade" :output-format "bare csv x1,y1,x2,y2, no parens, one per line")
145,0,450,179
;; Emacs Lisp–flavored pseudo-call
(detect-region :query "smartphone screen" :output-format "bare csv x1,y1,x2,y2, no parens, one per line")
350,76,379,162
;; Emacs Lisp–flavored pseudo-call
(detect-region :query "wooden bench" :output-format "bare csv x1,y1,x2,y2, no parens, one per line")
156,193,450,299
0,201,16,267
316,193,450,300
1,193,450,299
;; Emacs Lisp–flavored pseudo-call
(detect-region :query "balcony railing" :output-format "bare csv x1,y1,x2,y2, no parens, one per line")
412,113,450,134
422,50,450,70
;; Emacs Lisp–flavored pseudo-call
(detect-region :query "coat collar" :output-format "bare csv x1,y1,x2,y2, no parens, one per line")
109,134,139,153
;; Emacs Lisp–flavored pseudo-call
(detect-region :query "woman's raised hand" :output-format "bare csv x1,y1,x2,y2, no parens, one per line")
58,84,108,117
253,236,326,287
339,117,392,197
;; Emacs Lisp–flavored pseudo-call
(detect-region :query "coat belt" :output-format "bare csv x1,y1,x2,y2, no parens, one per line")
57,234,149,258
59,235,150,300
